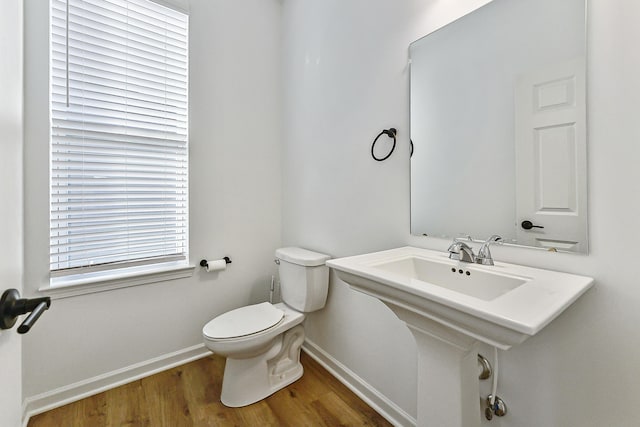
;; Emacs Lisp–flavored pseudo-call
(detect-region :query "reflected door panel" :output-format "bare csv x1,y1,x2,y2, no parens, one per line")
515,59,587,252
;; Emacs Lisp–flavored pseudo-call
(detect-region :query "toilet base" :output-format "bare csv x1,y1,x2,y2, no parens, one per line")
220,324,305,407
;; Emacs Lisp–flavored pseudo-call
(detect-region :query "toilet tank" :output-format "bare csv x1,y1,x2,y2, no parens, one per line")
275,247,331,312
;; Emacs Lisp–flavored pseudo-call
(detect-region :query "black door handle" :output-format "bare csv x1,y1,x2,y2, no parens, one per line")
521,220,544,230
0,289,51,333
17,301,49,334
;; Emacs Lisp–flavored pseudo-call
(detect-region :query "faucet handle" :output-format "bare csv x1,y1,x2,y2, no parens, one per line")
448,240,470,252
477,235,502,265
483,235,502,245
448,240,476,263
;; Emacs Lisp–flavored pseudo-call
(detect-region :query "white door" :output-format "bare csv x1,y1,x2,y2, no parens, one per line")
515,58,587,252
0,1,24,425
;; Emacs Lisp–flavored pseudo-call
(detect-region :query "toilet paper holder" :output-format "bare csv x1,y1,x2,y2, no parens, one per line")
200,257,232,269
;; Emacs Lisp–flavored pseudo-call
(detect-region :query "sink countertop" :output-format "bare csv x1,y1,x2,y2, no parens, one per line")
327,246,594,338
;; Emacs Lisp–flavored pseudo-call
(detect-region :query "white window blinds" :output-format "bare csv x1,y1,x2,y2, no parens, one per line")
50,0,189,274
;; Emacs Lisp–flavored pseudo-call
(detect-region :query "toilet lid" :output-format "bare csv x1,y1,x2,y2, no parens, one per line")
203,302,285,339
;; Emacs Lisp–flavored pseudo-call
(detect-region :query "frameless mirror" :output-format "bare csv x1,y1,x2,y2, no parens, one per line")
410,0,588,253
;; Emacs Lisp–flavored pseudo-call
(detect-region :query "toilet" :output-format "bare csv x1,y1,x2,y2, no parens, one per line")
202,247,331,407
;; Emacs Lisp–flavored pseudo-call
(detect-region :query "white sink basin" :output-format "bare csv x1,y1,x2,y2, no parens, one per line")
327,246,593,427
327,246,594,349
372,256,528,301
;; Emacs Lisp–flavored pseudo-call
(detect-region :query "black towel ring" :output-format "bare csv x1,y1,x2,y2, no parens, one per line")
371,128,397,161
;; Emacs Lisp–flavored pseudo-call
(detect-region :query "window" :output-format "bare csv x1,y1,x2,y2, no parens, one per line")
50,0,189,282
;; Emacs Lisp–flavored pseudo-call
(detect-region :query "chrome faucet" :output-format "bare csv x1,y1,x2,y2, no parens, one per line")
448,239,476,263
476,235,502,266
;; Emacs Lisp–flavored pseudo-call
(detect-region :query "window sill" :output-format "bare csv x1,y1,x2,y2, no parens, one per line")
40,262,196,300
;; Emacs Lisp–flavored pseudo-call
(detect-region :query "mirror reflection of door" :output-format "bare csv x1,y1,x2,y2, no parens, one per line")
515,58,587,252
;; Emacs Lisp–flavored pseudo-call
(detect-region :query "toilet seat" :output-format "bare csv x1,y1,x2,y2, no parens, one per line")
203,302,284,340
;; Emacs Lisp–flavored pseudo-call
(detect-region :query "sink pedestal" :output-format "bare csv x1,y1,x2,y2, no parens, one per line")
393,305,481,427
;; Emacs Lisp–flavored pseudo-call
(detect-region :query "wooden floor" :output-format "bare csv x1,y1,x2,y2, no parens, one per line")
28,352,392,427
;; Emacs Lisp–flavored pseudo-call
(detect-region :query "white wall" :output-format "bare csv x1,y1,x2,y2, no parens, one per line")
282,0,640,425
22,0,282,401
0,1,24,425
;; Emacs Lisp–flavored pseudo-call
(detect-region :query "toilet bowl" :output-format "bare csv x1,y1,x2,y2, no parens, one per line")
202,247,330,407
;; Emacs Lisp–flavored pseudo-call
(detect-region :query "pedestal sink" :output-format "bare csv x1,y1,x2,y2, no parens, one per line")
326,247,593,427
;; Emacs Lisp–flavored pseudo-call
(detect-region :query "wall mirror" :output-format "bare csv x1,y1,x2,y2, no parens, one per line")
410,0,588,253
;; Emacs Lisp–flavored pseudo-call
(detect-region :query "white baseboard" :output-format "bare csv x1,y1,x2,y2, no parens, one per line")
302,339,416,427
22,343,210,427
